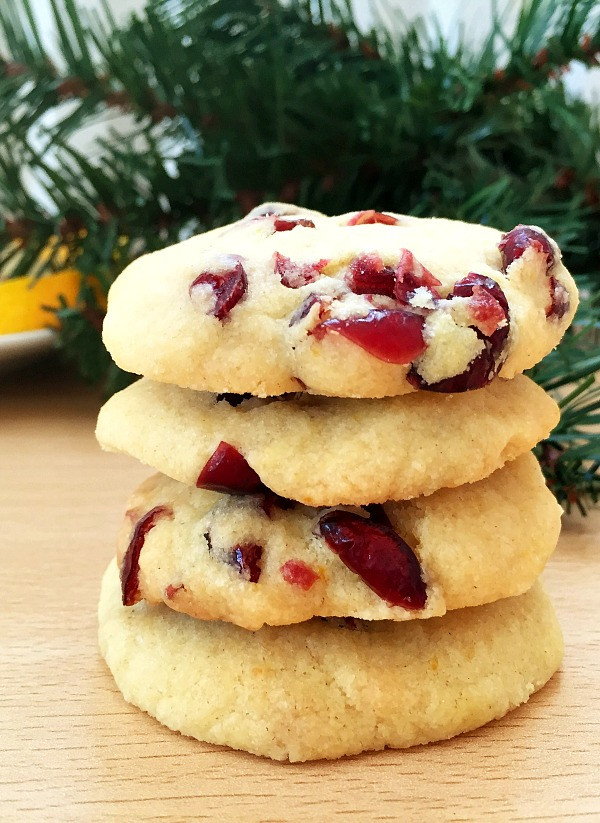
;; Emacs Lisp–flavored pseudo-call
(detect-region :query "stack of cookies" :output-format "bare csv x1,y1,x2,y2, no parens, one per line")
96,204,578,761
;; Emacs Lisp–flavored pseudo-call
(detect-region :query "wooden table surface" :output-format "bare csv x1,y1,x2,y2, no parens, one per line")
1,360,599,822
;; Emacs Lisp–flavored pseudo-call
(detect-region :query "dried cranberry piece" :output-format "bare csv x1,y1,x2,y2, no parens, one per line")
189,261,247,320
165,583,185,599
313,309,426,364
408,274,509,392
347,210,398,226
408,352,496,393
121,505,173,606
393,249,442,304
280,559,320,590
274,252,329,288
274,217,316,231
466,284,507,336
453,274,509,356
547,275,570,320
196,441,262,494
498,225,555,272
229,543,263,582
346,254,396,297
318,511,426,609
288,293,329,326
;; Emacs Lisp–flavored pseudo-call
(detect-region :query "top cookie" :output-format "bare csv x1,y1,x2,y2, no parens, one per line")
103,203,578,398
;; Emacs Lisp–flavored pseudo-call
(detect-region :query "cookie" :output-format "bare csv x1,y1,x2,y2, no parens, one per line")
99,560,563,761
102,204,577,397
116,453,561,630
97,373,559,506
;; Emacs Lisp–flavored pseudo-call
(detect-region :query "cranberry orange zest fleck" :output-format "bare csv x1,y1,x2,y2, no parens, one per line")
280,559,320,590
314,309,426,364
121,505,173,606
318,511,426,609
196,441,262,494
189,261,248,320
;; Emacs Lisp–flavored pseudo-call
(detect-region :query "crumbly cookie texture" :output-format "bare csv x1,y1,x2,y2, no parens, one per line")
102,203,578,398
97,373,559,506
116,453,561,630
98,561,563,762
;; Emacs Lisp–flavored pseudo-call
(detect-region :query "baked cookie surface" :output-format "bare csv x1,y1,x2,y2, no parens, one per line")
102,204,577,398
99,561,563,761
97,374,559,506
117,453,561,630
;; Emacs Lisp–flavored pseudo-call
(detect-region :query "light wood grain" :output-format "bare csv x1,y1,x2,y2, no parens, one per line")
1,361,599,822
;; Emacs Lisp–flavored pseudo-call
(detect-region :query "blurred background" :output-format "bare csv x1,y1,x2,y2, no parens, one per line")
0,0,599,511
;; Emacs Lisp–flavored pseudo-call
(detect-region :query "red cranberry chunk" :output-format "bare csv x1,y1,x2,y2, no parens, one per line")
347,254,396,297
196,441,262,494
408,273,509,393
547,276,570,320
274,252,328,288
121,506,173,606
453,274,509,357
394,249,442,304
318,511,426,609
347,210,398,226
229,543,263,582
190,261,247,320
274,217,316,231
165,583,184,600
498,225,555,272
467,284,507,336
313,309,426,364
280,559,320,590
408,351,497,393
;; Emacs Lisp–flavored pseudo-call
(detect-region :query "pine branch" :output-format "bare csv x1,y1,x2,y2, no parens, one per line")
0,0,599,510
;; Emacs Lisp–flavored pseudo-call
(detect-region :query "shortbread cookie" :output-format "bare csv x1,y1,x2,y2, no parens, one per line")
97,374,559,506
117,453,561,630
102,203,577,397
99,562,563,761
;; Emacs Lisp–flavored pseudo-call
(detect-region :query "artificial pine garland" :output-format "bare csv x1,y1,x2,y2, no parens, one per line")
0,0,598,511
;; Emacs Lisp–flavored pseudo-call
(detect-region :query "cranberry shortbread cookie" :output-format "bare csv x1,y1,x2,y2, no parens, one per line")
99,562,563,761
97,374,559,506
117,454,561,630
102,203,578,398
